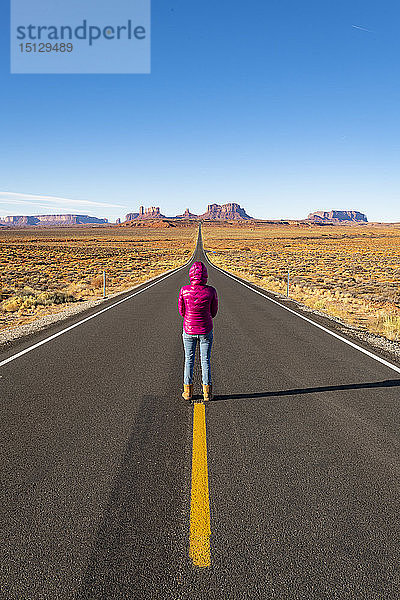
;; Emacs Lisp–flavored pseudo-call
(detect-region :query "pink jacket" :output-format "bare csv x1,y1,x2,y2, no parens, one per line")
178,262,218,334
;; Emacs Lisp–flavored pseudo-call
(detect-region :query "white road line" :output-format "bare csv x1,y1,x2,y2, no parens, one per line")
203,249,400,376
0,251,197,368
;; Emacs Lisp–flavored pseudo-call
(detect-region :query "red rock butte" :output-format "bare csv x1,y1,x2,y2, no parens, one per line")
307,210,368,223
124,202,253,222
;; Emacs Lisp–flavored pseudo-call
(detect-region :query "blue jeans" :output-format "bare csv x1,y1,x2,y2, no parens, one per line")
182,329,213,385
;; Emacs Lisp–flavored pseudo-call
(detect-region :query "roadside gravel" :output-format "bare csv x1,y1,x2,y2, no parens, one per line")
0,268,179,350
0,295,107,347
270,287,400,361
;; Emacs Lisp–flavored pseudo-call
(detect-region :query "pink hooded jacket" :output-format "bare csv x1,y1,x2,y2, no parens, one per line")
178,261,218,334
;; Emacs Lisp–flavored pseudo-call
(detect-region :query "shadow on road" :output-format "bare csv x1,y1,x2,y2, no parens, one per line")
212,379,400,401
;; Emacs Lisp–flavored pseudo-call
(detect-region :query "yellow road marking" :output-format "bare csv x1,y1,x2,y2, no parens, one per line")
189,402,211,568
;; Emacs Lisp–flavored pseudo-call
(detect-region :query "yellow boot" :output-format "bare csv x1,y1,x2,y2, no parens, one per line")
202,384,213,401
182,384,193,401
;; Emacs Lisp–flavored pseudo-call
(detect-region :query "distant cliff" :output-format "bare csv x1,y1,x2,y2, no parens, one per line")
124,203,252,222
199,203,252,220
175,208,199,219
0,214,108,226
307,210,368,223
126,206,166,221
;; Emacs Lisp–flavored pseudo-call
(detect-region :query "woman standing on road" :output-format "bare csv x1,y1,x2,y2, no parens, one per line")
178,261,218,402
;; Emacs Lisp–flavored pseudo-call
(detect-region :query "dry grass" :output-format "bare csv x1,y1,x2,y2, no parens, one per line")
203,223,400,341
0,225,197,331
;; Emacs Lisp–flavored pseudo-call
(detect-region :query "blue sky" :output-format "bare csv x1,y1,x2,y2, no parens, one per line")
1,0,400,222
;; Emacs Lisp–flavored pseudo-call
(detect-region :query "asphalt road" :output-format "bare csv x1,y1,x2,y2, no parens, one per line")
1,225,399,599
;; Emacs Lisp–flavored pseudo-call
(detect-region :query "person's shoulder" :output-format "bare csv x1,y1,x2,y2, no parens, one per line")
207,285,217,294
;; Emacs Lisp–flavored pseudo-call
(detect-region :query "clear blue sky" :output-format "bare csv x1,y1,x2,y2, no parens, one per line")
1,0,400,222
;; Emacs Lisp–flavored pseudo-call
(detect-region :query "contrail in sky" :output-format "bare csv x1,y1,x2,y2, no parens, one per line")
352,24,372,32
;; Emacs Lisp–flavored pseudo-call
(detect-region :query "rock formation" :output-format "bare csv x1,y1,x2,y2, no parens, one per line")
139,206,164,219
125,212,139,221
199,203,252,220
0,216,36,226
2,202,256,228
307,210,368,223
125,206,166,220
123,202,253,222
175,208,199,219
0,214,108,226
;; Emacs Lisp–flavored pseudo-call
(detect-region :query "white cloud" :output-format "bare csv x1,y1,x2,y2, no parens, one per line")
0,191,127,211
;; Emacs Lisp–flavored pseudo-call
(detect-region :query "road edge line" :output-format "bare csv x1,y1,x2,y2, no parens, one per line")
202,240,400,376
0,238,199,368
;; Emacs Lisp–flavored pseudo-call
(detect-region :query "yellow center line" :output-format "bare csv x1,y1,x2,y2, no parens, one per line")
189,401,211,568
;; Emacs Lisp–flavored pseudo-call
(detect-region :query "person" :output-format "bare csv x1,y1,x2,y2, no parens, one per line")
178,261,218,401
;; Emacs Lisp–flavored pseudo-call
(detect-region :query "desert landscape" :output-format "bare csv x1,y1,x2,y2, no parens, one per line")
202,222,400,341
2,218,400,344
0,224,197,332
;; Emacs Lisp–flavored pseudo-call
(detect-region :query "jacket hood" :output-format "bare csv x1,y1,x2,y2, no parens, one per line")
189,261,208,284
